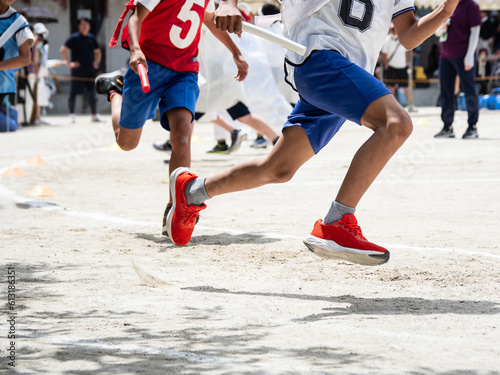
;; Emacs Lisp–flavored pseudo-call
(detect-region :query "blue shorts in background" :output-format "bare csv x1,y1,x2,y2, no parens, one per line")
284,50,390,154
119,60,199,131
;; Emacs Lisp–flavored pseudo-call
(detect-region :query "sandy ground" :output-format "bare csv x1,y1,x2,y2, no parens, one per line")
0,107,499,374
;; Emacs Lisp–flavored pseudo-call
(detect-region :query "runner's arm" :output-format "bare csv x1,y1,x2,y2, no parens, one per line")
393,0,460,50
128,3,150,73
0,39,32,71
204,12,248,81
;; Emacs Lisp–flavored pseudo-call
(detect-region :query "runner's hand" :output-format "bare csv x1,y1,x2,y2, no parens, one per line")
129,50,147,74
233,54,248,81
215,1,243,35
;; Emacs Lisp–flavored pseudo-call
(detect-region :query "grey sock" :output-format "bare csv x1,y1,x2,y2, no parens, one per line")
185,177,210,206
324,201,356,225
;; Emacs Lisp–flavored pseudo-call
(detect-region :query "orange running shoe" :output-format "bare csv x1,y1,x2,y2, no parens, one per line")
166,167,206,245
303,214,389,266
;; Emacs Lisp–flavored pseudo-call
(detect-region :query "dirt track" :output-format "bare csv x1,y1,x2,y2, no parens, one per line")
1,108,499,374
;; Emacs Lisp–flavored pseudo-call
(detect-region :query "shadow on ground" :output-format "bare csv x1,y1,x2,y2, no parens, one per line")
183,286,500,320
134,231,281,247
7,263,499,375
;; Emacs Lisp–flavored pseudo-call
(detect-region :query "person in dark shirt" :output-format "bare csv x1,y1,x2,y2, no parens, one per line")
479,11,499,54
434,0,482,139
60,18,102,123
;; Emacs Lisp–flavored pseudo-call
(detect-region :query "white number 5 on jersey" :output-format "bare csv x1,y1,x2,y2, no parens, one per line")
170,0,206,49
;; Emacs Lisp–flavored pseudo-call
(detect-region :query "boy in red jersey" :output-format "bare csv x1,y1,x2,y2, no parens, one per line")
96,0,248,231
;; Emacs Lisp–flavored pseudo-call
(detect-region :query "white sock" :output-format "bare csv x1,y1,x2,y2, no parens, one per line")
185,177,210,206
324,201,355,225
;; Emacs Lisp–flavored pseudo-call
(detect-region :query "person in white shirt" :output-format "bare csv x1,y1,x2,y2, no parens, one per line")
382,23,410,105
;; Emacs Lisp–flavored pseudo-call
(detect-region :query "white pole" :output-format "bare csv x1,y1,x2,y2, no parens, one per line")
241,22,307,56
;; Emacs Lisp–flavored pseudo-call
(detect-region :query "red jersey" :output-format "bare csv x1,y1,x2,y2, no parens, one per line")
140,0,214,73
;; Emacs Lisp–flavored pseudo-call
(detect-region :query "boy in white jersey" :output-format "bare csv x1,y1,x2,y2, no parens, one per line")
166,0,460,265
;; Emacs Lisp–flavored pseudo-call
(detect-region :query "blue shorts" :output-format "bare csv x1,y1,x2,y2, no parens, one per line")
120,60,200,131
284,50,390,153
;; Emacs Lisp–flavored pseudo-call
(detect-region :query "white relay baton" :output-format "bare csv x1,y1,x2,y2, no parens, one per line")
241,22,307,56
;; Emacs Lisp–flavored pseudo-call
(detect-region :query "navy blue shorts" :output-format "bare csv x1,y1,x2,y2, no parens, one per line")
120,60,199,131
194,101,250,121
284,50,390,153
226,101,250,120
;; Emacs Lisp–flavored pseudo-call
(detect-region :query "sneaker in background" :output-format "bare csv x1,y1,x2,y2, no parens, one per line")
69,114,76,124
166,167,206,245
153,140,172,152
434,127,455,138
95,70,124,101
462,127,478,139
92,114,103,122
303,214,390,266
228,129,247,154
250,136,269,148
207,140,229,154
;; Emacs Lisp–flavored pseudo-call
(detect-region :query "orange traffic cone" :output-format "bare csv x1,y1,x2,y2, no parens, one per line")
1,167,27,177
26,185,55,197
26,156,47,165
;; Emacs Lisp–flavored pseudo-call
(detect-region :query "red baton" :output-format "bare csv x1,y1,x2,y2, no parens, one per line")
138,63,150,93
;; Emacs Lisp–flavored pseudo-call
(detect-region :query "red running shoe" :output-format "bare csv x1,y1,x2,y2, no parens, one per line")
303,214,389,266
166,167,206,245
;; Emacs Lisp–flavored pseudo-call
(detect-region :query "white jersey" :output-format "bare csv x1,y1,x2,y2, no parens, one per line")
281,0,414,75
197,26,291,130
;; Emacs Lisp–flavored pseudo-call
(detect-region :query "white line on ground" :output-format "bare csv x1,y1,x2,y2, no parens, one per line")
2,153,499,261
4,187,499,261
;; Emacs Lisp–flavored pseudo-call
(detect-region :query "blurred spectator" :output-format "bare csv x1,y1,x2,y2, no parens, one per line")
381,23,409,106
434,0,481,139
476,48,492,95
196,20,283,150
60,18,102,123
479,11,499,55
425,42,440,78
487,44,500,89
32,22,51,124
257,3,298,107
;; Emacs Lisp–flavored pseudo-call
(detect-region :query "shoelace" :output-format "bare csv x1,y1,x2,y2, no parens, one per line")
341,221,367,240
180,206,201,226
